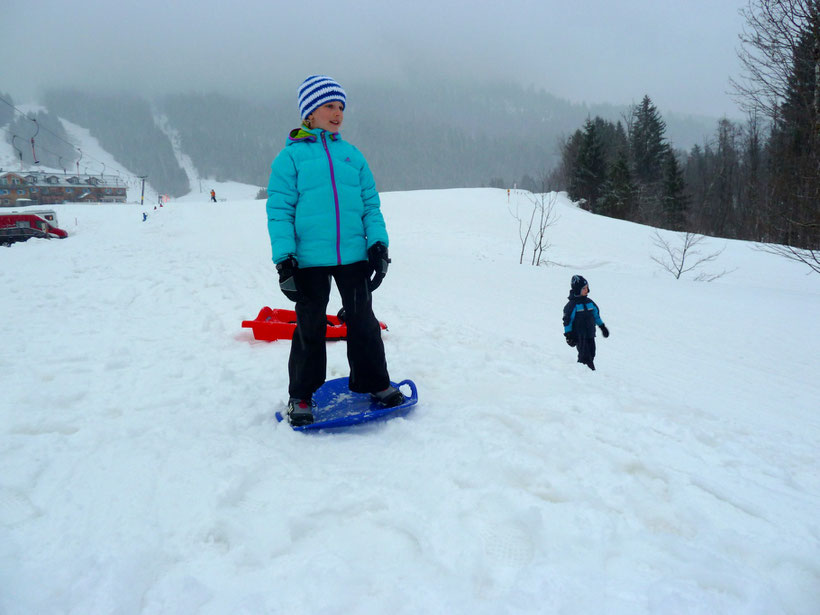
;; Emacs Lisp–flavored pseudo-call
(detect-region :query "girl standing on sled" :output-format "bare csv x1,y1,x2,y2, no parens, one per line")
266,75,403,427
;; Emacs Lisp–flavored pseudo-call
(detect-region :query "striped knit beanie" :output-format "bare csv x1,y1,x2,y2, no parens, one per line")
298,75,346,120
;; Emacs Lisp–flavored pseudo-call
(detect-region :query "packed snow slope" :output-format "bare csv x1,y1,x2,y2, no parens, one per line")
1,187,818,615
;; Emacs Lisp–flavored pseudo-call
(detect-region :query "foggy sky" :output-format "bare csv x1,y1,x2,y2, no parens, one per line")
4,0,748,118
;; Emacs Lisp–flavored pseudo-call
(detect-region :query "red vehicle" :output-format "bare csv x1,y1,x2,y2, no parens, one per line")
0,209,68,245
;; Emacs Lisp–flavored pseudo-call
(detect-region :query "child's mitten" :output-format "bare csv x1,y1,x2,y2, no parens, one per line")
367,242,390,291
276,256,301,302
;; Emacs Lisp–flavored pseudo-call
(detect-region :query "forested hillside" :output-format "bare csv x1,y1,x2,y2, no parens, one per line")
33,81,714,196
553,0,819,259
41,91,190,196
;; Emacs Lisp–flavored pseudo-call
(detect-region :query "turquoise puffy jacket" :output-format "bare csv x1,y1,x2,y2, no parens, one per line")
266,127,389,267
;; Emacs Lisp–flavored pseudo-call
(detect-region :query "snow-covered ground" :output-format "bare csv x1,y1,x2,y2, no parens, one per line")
1,186,818,614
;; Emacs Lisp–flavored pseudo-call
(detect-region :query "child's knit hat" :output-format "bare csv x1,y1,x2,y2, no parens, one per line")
571,275,589,295
298,75,346,120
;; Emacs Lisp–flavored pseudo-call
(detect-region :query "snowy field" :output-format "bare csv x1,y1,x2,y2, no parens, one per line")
1,186,819,614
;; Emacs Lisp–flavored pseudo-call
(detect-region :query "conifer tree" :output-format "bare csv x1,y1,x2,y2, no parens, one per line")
683,144,709,232
600,150,636,221
627,96,671,225
551,129,585,193
569,119,608,212
661,149,689,231
629,95,669,186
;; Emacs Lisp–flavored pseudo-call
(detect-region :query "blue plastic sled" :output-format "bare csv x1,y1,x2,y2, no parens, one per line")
276,377,418,431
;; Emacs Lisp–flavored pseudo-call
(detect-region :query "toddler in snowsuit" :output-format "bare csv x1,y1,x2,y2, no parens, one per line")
563,275,609,370
266,75,403,427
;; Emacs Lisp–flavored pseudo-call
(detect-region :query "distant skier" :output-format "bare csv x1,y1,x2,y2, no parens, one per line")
563,275,609,370
142,212,148,222
266,74,402,427
210,189,217,203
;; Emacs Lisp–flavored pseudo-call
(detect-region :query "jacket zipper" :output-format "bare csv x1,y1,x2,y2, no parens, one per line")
321,132,342,265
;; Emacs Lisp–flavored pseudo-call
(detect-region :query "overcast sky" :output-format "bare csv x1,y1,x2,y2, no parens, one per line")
4,0,749,118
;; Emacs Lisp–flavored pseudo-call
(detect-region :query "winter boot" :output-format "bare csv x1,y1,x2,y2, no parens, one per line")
287,398,316,427
371,385,405,408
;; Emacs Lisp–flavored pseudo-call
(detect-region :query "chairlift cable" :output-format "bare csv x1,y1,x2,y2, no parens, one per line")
0,94,137,185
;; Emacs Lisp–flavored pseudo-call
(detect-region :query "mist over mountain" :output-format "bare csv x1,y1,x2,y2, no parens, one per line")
33,81,716,197
41,90,191,196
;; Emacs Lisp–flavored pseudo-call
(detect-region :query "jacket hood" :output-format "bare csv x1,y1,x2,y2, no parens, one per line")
286,126,341,146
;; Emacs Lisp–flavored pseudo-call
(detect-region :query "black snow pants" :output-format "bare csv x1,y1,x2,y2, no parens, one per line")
576,337,596,369
289,260,390,400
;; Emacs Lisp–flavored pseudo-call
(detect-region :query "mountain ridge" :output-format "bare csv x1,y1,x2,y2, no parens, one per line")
4,82,718,197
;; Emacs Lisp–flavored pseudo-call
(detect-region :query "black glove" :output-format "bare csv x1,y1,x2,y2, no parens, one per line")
600,324,610,338
276,256,300,302
367,242,390,292
565,333,576,347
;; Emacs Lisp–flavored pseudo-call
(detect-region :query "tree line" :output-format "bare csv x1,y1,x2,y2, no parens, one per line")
552,0,818,256
18,78,712,197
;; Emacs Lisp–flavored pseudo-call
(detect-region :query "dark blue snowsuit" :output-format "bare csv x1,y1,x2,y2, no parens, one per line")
563,292,605,369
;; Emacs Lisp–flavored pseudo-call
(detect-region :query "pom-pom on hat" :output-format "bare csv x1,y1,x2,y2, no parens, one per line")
571,275,589,295
298,75,346,120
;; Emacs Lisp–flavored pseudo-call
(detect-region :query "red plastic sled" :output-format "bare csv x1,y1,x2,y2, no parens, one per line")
242,307,387,342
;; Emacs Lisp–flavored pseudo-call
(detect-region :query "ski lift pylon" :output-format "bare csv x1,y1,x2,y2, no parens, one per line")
29,118,40,164
11,135,23,162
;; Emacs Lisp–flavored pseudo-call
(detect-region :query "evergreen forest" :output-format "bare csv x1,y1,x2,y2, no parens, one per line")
554,0,818,257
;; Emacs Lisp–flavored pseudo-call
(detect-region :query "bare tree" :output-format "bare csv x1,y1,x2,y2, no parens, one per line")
755,242,820,272
730,0,819,268
651,230,731,280
509,188,560,266
731,0,820,118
